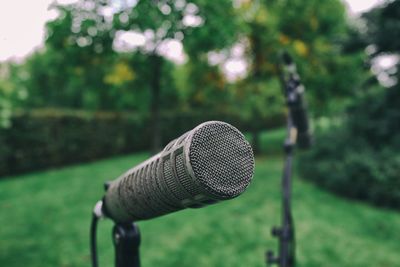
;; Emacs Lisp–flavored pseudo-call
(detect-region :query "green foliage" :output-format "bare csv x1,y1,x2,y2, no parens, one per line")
23,4,118,110
0,0,374,164
183,0,243,57
363,0,400,85
18,0,242,112
237,0,367,116
183,60,232,109
299,1,400,208
1,154,400,267
299,87,400,208
235,79,284,122
346,87,400,148
17,0,245,150
5,0,366,120
363,0,400,55
0,63,28,128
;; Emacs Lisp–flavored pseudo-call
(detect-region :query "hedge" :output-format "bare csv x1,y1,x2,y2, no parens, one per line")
298,88,400,209
299,128,400,208
0,108,284,177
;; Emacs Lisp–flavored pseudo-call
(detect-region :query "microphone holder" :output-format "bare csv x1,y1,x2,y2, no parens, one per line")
106,178,141,267
91,182,142,267
112,223,141,267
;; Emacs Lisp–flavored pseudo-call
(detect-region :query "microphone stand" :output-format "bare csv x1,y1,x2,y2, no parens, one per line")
266,116,296,267
106,180,142,267
91,184,142,267
266,52,303,267
112,223,141,267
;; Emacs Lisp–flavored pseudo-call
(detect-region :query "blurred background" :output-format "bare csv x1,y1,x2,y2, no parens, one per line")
0,0,399,266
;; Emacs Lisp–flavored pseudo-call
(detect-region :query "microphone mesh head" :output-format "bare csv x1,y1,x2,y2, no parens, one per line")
188,121,254,199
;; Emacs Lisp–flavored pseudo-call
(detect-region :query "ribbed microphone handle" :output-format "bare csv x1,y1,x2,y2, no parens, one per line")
103,121,254,223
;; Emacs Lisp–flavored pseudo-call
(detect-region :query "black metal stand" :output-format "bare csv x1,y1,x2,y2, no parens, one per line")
90,183,142,267
112,223,141,267
266,117,296,267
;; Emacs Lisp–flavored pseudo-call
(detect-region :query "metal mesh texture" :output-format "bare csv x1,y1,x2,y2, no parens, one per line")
105,121,254,222
176,153,202,196
189,122,254,199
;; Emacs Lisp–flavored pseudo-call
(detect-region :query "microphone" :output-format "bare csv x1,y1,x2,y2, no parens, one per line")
281,52,312,149
102,121,255,223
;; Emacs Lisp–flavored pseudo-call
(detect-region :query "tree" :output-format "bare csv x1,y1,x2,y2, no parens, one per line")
224,0,367,152
298,0,400,209
25,0,243,151
22,3,120,110
363,0,400,85
111,0,243,150
241,0,368,112
0,62,28,127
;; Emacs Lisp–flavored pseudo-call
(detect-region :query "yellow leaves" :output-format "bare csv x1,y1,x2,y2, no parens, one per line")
278,35,309,57
314,38,332,53
293,40,309,57
91,57,101,65
204,71,225,91
194,91,204,103
264,61,278,74
310,15,319,31
0,80,14,95
255,7,268,24
73,67,84,76
240,0,252,10
279,34,290,45
104,62,135,86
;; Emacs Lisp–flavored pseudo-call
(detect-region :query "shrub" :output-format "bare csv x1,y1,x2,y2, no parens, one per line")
1,109,146,176
299,88,400,208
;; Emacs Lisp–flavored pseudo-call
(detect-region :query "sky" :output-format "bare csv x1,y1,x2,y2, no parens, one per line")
0,0,385,62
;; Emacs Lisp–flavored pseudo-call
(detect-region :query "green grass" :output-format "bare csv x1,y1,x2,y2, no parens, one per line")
1,152,400,267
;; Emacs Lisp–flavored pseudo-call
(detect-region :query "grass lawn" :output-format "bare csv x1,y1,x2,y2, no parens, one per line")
1,152,400,267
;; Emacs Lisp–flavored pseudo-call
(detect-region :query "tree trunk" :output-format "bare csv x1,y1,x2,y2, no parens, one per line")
150,54,163,153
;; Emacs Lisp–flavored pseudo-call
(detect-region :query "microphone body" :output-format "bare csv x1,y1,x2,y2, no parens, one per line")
287,82,312,149
103,121,255,223
281,52,312,149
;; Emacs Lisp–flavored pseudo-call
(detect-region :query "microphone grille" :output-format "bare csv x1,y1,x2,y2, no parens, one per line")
188,121,254,199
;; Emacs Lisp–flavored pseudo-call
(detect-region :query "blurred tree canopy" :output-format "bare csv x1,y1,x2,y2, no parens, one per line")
21,0,242,150
1,0,372,152
363,0,400,85
0,62,27,127
222,0,367,151
363,0,400,55
14,0,366,111
236,0,367,116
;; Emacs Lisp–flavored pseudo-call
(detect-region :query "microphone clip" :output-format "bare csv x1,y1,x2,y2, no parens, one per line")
93,200,105,219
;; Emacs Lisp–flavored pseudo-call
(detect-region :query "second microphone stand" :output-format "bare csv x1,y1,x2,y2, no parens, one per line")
267,52,308,267
266,115,296,267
